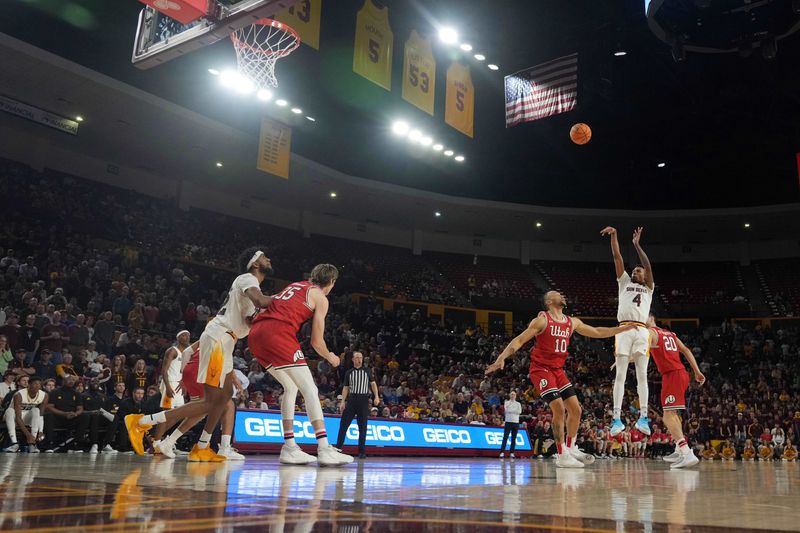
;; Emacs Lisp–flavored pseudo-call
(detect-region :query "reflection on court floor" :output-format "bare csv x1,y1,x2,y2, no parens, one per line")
0,455,796,532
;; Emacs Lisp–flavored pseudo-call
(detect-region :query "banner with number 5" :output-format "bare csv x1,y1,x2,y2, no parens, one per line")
353,0,393,91
445,62,474,138
402,30,436,115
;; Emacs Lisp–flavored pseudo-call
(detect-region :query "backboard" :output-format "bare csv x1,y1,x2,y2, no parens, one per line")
132,0,299,69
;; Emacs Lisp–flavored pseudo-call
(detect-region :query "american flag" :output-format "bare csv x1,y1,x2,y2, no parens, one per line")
504,53,578,127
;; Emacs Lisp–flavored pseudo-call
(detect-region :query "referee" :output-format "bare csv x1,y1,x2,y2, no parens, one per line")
335,351,379,459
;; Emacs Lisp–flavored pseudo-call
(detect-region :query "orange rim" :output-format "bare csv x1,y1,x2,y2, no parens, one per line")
230,18,301,58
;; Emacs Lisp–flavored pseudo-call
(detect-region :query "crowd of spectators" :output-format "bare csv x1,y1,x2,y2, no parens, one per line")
0,158,798,461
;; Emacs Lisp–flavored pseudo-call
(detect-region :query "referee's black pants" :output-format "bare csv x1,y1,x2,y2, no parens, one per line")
335,395,370,454
500,422,519,453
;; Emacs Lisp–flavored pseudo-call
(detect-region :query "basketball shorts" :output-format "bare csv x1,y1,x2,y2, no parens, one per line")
197,330,236,389
159,380,185,409
249,321,308,370
661,368,690,411
614,326,650,358
529,366,575,402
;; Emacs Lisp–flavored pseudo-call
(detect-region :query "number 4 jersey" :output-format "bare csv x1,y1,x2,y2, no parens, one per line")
617,271,653,324
530,312,573,370
249,281,318,369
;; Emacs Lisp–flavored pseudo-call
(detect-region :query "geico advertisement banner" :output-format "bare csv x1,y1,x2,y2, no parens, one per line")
234,411,531,451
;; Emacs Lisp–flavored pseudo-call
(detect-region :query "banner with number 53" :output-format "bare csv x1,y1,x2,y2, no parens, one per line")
445,62,474,138
402,30,436,115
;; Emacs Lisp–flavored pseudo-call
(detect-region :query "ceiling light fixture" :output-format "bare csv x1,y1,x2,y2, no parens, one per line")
488,64,499,71
275,99,288,107
438,27,458,45
474,53,486,61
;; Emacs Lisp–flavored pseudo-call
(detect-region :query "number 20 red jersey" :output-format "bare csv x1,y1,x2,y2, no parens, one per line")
530,312,573,370
649,327,684,374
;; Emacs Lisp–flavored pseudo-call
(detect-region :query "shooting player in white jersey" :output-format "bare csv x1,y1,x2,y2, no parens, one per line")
600,226,654,437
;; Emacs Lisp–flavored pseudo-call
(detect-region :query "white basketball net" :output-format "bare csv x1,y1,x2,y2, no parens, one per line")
231,19,300,89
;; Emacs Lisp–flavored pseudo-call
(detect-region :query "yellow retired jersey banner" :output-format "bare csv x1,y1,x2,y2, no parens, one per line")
353,0,393,90
445,62,474,137
275,0,322,50
401,30,436,115
257,118,291,179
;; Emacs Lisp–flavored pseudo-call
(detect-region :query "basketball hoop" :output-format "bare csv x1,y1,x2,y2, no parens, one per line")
230,18,300,89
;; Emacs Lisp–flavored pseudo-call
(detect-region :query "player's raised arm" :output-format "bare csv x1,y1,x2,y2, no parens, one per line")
601,226,625,279
572,317,637,339
485,313,547,375
632,227,655,290
309,289,340,368
675,336,705,385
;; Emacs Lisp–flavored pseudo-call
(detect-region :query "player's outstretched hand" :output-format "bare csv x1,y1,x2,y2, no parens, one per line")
694,371,706,386
327,353,341,368
632,226,643,246
600,226,616,236
485,359,504,375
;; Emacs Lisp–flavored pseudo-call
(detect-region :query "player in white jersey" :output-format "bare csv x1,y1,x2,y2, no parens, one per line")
126,246,275,462
600,226,654,437
3,375,47,452
151,329,191,455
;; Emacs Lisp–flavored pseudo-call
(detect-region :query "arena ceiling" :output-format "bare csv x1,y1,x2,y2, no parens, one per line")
1,0,800,210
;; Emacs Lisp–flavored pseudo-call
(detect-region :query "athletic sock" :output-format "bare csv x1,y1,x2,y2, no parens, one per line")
198,430,213,449
566,436,573,449
556,441,563,455
284,432,296,447
220,435,231,449
153,439,161,450
677,438,689,455
315,429,329,448
612,409,621,420
139,412,167,426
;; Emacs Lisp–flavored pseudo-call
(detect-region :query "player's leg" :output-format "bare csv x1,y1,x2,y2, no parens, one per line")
631,330,651,435
3,407,19,450
612,328,636,435
663,371,696,468
216,399,244,460
282,365,353,466
548,395,583,468
563,393,595,465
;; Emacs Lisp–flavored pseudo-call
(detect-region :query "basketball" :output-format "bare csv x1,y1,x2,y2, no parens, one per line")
570,123,592,145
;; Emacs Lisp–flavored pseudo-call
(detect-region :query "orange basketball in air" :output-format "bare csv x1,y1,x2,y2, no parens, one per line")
570,123,592,145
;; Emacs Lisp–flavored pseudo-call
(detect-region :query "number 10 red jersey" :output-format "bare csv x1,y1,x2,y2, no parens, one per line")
530,312,573,370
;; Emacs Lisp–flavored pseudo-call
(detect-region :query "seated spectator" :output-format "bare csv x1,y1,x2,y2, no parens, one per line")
43,375,91,451
127,359,152,392
34,350,57,382
783,441,797,461
742,439,757,461
0,371,16,402
56,353,80,382
8,348,35,378
2,375,46,452
0,335,13,375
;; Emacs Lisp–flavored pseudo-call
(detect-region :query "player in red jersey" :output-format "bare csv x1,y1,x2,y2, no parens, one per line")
248,264,353,466
647,313,705,469
486,290,635,468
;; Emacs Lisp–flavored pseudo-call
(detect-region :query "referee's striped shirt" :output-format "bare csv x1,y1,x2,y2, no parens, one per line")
344,367,373,396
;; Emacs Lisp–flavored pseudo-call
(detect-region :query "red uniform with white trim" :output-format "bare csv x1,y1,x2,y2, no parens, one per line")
650,327,689,411
529,312,574,399
249,281,318,369
181,346,203,399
